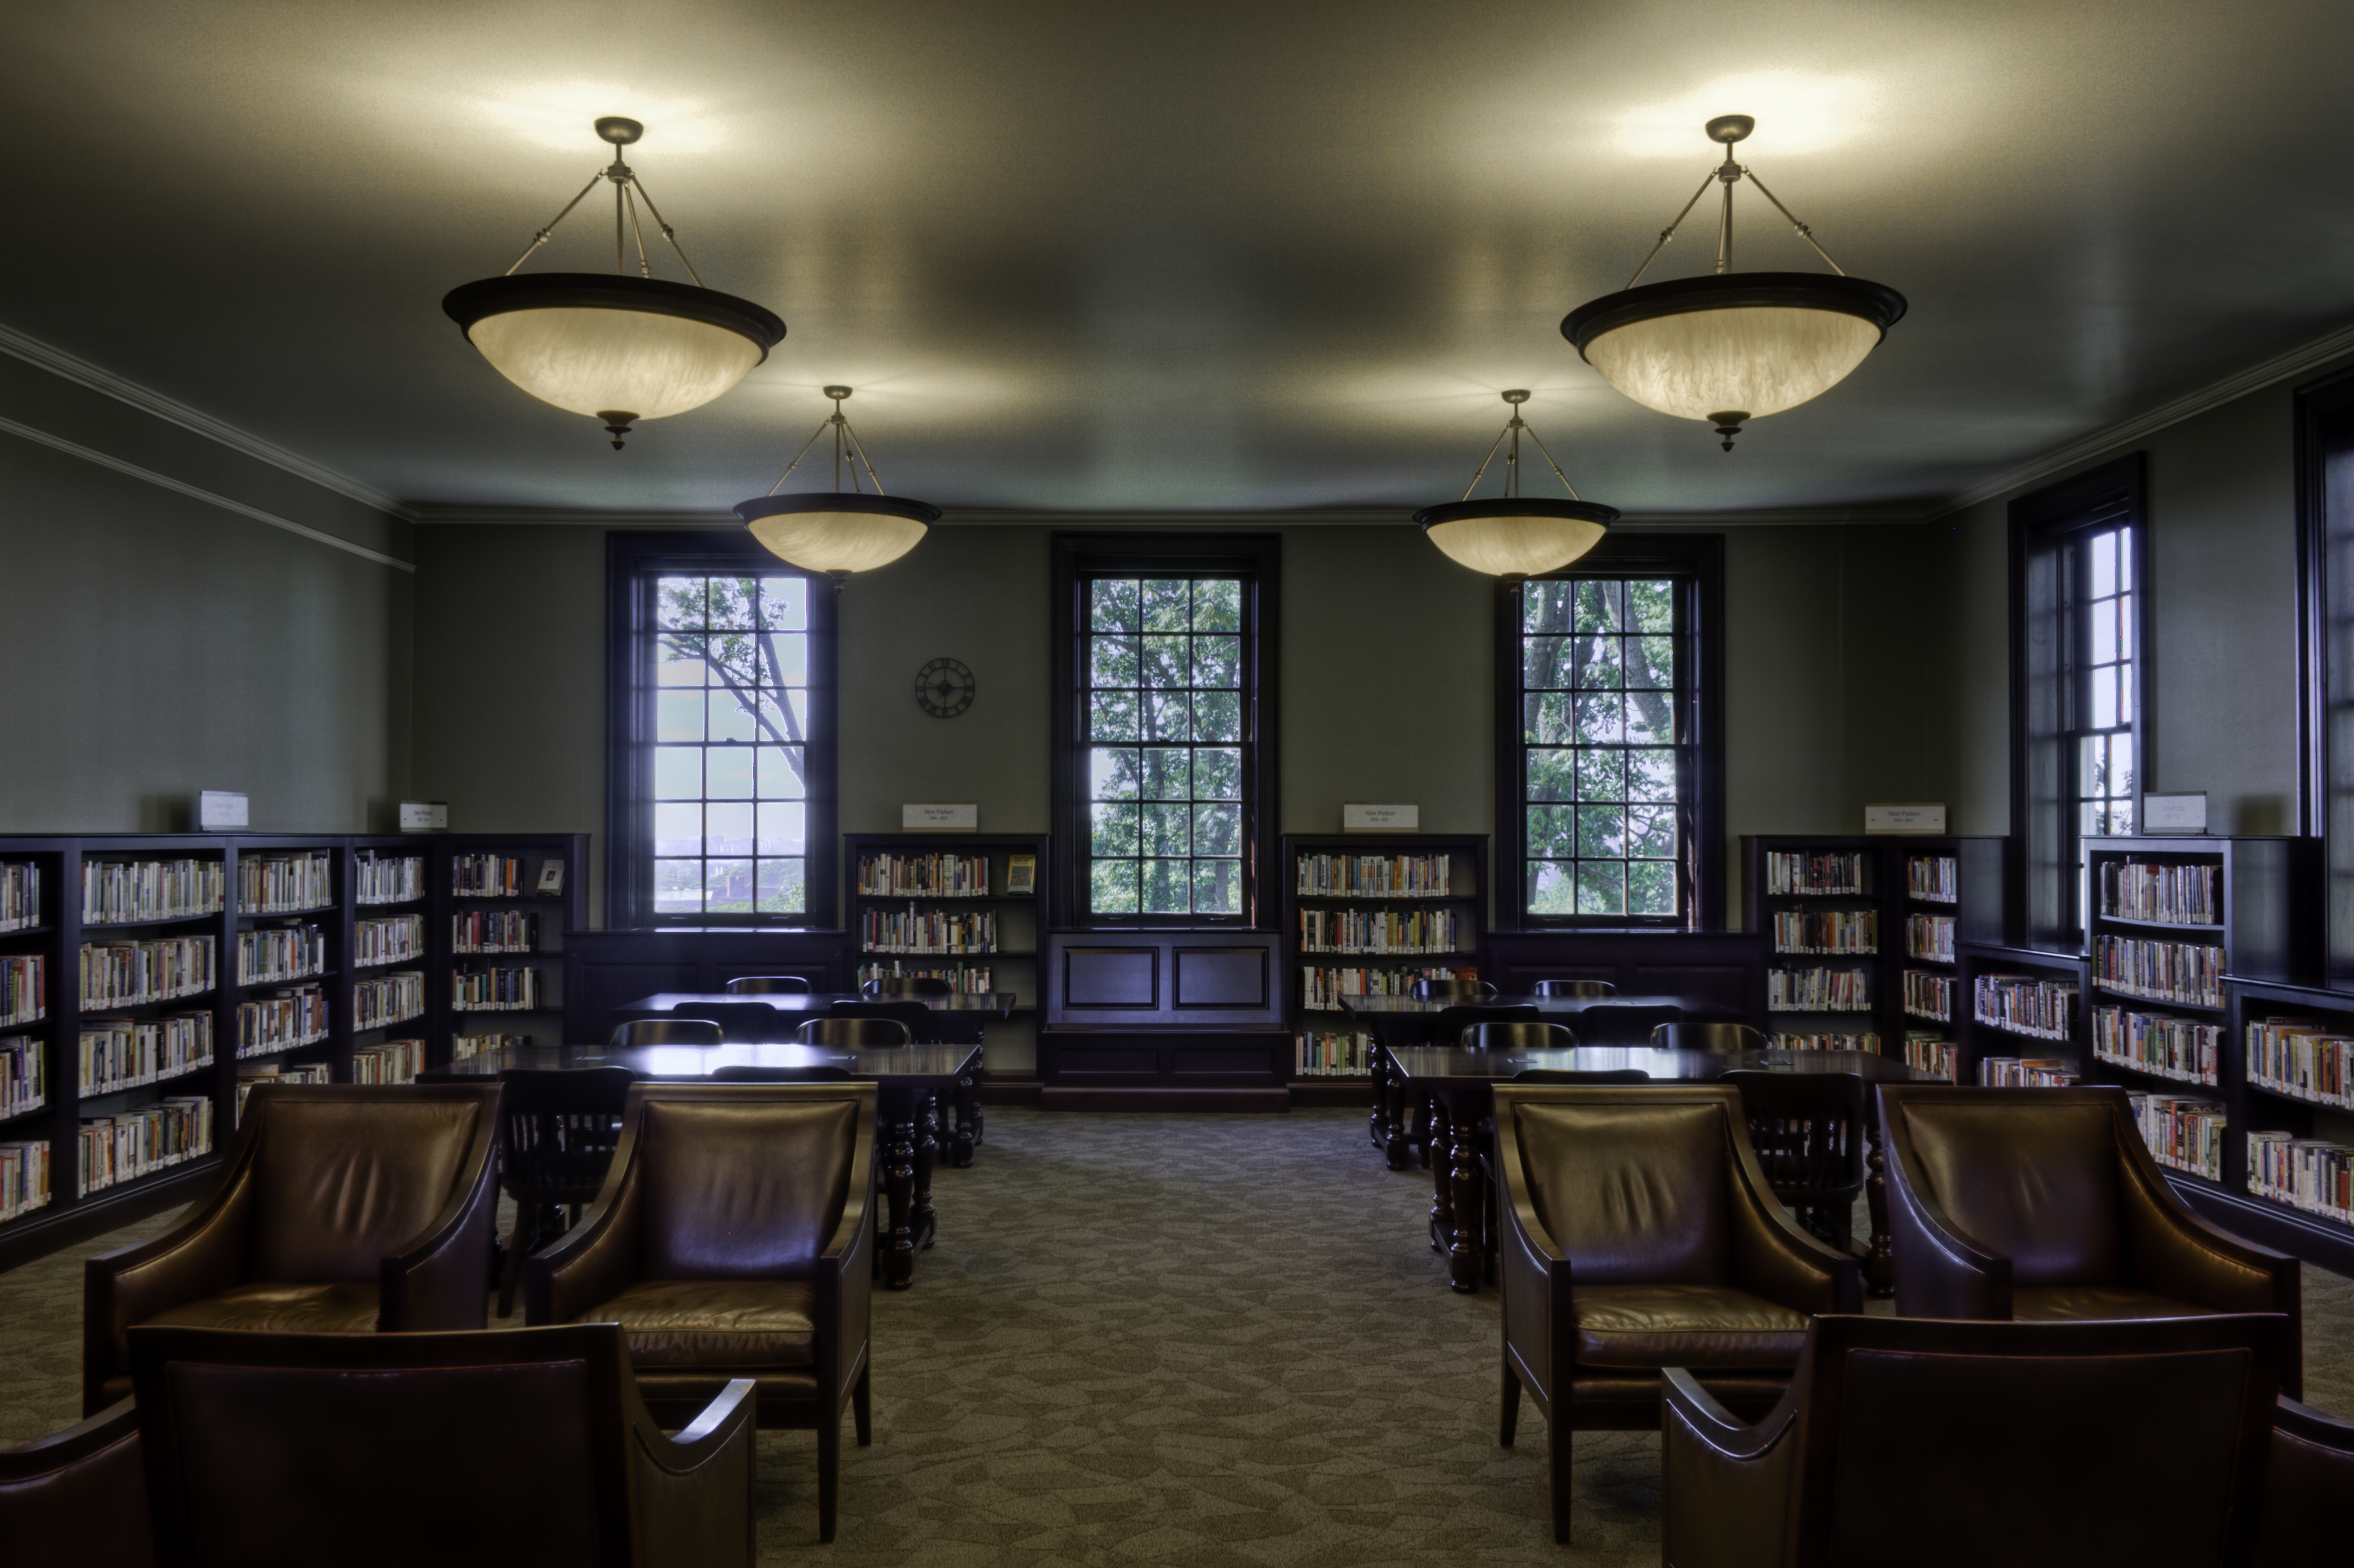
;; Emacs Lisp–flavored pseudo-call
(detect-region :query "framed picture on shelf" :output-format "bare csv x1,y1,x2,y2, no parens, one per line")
1006,854,1037,896
535,860,565,895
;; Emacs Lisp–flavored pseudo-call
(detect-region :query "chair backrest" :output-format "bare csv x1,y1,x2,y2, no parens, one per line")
617,1083,876,1279
1877,1086,2131,1287
1764,1314,2282,1568
240,1083,502,1282
0,1398,148,1568
1492,1084,1750,1285
1532,978,1616,997
796,1016,915,1050
1412,976,1497,1000
1512,1067,1649,1084
127,1323,656,1568
862,976,952,997
723,974,811,994
2254,1397,2354,1566
497,1067,636,1205
1575,1003,1683,1045
1654,1020,1767,1055
1462,1021,1578,1052
607,1017,724,1049
707,1065,855,1083
1719,1069,1867,1206
827,999,936,1042
1430,1003,1540,1046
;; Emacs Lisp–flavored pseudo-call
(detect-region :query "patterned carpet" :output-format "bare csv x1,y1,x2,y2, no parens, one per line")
4,1107,2350,1564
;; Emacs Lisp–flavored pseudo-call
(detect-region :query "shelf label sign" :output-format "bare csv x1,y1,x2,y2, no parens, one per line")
1343,804,1419,832
197,790,249,830
2142,792,2208,833
903,803,979,830
1864,802,1945,834
398,801,449,831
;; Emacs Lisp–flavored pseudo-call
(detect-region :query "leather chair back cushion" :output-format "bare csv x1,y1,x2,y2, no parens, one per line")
163,1360,602,1567
0,1425,148,1567
249,1099,481,1281
639,1098,859,1278
1514,1102,1730,1285
1899,1102,2126,1285
1821,1346,2253,1568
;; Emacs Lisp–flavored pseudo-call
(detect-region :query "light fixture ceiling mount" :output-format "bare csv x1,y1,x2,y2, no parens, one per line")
1413,390,1619,578
735,386,941,586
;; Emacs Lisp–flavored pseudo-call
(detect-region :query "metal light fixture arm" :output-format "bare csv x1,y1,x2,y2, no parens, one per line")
763,387,892,498
1620,115,1848,289
1459,391,1583,504
496,118,708,286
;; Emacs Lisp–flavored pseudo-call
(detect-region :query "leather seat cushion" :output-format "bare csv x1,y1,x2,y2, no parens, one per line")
2012,1285,2209,1323
571,1279,818,1369
1571,1284,1811,1370
141,1281,381,1337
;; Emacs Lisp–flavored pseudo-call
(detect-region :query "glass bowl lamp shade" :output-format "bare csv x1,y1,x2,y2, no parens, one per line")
735,492,941,576
1413,497,1619,577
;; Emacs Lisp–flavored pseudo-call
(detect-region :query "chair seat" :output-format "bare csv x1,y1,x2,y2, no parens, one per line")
2012,1284,2209,1323
1571,1284,1812,1371
571,1279,819,1369
145,1281,382,1337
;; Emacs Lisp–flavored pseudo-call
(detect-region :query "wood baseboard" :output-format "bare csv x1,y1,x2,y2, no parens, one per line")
1037,1086,1293,1113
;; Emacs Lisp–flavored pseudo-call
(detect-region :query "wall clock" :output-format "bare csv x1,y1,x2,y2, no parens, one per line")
914,657,976,718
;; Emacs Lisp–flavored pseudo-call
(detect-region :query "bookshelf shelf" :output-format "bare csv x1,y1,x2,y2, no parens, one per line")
843,832,1047,1077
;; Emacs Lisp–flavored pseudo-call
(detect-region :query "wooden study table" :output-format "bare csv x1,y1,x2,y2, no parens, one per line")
426,1040,980,1290
1376,1042,1945,1294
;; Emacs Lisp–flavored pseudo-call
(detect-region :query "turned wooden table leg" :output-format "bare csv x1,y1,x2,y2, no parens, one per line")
1381,1053,1410,1170
1447,1092,1485,1294
913,1102,938,1252
882,1110,918,1290
1865,1116,1895,1299
952,1072,977,1168
1428,1099,1455,1255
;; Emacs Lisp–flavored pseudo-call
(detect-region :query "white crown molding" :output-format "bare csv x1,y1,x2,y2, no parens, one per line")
0,319,415,522
406,502,1934,529
0,412,414,572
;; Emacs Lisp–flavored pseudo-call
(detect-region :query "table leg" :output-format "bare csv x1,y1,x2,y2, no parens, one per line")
952,1072,978,1168
1379,1053,1409,1170
1428,1099,1455,1256
1447,1103,1485,1294
882,1112,918,1291
913,1102,938,1253
1864,1116,1895,1299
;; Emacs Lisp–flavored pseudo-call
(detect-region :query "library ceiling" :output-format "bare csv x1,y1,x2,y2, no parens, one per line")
11,0,2354,519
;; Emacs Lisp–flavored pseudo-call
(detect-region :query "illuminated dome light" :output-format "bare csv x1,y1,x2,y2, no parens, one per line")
737,387,940,584
1413,390,1619,578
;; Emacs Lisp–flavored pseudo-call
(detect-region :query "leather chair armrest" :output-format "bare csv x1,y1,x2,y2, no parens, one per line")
1881,1131,2009,1320
627,1379,758,1568
0,1397,150,1567
1662,1368,1800,1568
2117,1155,2303,1395
82,1156,257,1415
1496,1149,1569,1401
2252,1395,2354,1568
526,1154,645,1326
380,1122,502,1332
1727,1155,1861,1316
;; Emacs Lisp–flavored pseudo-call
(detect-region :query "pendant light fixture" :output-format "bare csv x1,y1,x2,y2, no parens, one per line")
735,386,941,584
443,118,785,449
1561,115,1905,450
1413,391,1619,577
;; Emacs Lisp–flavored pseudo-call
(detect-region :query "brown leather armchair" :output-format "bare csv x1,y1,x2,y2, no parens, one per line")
0,1398,150,1568
1877,1085,2303,1396
1661,1313,2286,1568
81,1081,503,1415
2253,1396,2354,1566
527,1081,877,1543
127,1323,753,1568
1491,1084,1861,1544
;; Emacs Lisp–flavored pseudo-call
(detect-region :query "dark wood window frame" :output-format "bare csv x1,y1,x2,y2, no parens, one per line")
2296,368,2354,982
605,531,839,929
1049,533,1281,929
1492,533,1726,932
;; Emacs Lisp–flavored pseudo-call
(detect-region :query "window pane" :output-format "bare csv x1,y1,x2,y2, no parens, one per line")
1577,862,1625,915
1194,636,1241,690
1090,692,1139,742
1573,637,1623,690
1141,748,1191,800
1529,862,1575,914
756,859,805,914
1628,860,1677,915
706,749,753,799
1573,580,1620,634
1193,579,1240,632
755,746,806,799
708,690,759,743
2090,531,2117,598
1142,804,1191,857
1140,580,1190,633
1143,691,1190,741
758,577,807,632
1575,694,1624,744
1622,690,1672,746
1091,859,1140,915
2080,735,2110,800
1524,690,1575,745
706,580,759,630
1091,578,1139,633
1626,749,1678,802
2108,733,2135,799
1627,636,1675,687
656,578,706,630
704,859,752,912
1630,580,1675,635
1090,637,1138,688
654,747,702,799
656,636,709,686
1092,802,1140,857
1192,859,1241,914
2090,667,2118,731
653,860,702,912
1576,749,1626,801
2090,597,2119,665
1527,805,1576,857
761,632,808,686
1193,690,1240,743
1526,749,1576,801
1141,635,1189,688
1577,804,1626,857
753,689,808,742
657,691,703,741
1524,581,1575,633
1141,860,1190,914
1192,804,1240,857
1523,637,1574,690
654,803,700,857
1092,749,1142,801
1194,748,1241,801
705,801,753,857
756,802,805,855
1626,805,1678,858
2116,664,2134,733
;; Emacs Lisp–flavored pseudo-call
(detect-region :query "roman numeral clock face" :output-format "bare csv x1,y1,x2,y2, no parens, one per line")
914,657,976,718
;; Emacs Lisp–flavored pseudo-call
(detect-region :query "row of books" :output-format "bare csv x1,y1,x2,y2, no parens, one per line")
1903,1032,1959,1079
354,853,425,906
1903,970,1955,1023
82,859,223,926
1906,855,1959,904
2248,1131,2353,1228
1300,965,1457,1010
1298,907,1464,955
452,968,540,1011
1770,910,1876,955
1765,1032,1882,1052
854,962,994,993
2094,1005,2222,1087
79,936,216,1010
354,915,426,967
1,1034,45,1119
1,954,40,1028
856,853,992,898
2244,1016,2352,1109
1907,915,1956,962
2093,935,2224,1008
235,1063,331,1123
79,1097,213,1197
0,1139,49,1221
453,1034,528,1060
1765,851,1867,896
0,862,37,932
353,971,426,1031
80,1015,213,1093
1766,967,1870,1013
238,852,334,915
1974,973,2076,1042
2099,860,2218,927
1978,1057,2080,1087
860,907,999,955
450,910,536,955
235,924,326,985
452,854,528,898
1295,1029,1374,1076
237,985,328,1058
1295,854,1454,898
351,1038,426,1084
2128,1092,2226,1182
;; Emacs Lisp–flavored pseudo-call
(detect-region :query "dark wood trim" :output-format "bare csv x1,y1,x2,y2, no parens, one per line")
2293,367,2354,985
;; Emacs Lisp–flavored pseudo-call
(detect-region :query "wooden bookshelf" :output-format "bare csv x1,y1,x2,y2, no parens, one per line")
440,834,587,1070
2213,976,2354,1277
843,831,1046,1077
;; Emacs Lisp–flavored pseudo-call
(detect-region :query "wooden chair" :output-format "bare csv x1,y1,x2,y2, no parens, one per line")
129,1323,755,1568
608,1017,725,1048
1412,976,1497,1000
1406,1003,1540,1165
1654,1020,1768,1054
1878,1084,2304,1396
1532,979,1616,997
495,1066,635,1317
2255,1397,2354,1566
82,1081,504,1415
797,1016,914,1049
1719,1069,1867,1247
861,976,952,997
0,1398,148,1568
1462,1021,1578,1052
724,974,811,993
1573,1002,1681,1045
528,1083,875,1542
1492,1083,1860,1544
1662,1313,2285,1568
827,999,937,1043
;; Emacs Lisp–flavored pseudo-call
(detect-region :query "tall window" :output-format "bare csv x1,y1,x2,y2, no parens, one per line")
607,534,837,927
1497,536,1724,929
1051,535,1279,926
